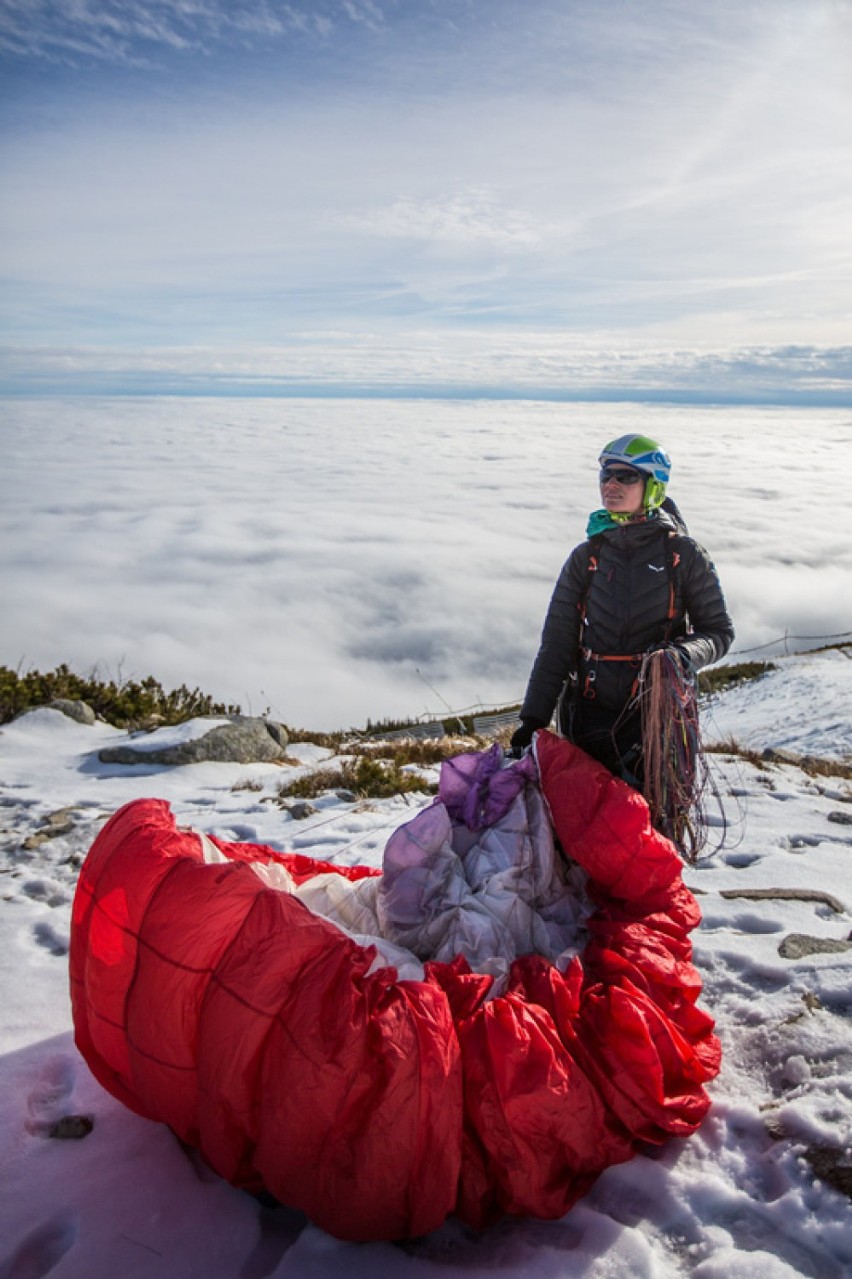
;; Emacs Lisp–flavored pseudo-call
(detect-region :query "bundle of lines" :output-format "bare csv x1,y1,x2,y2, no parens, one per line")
638,647,708,862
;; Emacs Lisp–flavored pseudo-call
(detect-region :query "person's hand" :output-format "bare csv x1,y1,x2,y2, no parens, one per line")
508,719,543,758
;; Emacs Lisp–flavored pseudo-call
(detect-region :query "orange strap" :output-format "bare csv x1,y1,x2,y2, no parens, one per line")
581,648,645,700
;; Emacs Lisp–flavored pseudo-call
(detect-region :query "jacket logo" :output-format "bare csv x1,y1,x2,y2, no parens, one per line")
648,563,666,572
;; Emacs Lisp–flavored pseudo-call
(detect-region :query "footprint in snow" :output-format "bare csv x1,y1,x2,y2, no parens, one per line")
21,879,70,908
722,851,762,868
217,823,261,842
699,908,786,940
0,1215,79,1279
25,1055,76,1136
726,912,787,935
32,921,70,958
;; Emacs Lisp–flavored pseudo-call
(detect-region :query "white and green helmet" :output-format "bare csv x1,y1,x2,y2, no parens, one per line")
599,433,671,510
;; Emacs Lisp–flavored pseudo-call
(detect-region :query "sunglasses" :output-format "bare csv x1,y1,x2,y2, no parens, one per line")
599,467,643,485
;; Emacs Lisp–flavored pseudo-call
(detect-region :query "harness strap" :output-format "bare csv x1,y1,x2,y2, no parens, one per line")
574,529,683,701
664,541,681,635
581,648,644,700
581,649,644,662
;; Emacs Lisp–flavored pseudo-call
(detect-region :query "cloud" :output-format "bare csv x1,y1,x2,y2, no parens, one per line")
1,337,850,404
0,1,352,64
1,1,851,362
337,190,543,250
2,395,851,729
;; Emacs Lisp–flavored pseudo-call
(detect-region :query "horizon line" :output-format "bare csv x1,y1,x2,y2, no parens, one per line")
2,382,851,408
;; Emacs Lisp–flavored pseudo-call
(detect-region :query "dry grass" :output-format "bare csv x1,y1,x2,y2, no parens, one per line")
705,737,852,780
344,735,482,767
283,727,345,751
278,755,438,801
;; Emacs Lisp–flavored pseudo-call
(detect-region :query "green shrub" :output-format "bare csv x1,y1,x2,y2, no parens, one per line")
698,661,774,696
0,663,241,729
280,755,437,801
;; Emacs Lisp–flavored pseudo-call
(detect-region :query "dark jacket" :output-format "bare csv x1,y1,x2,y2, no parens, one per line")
520,508,734,727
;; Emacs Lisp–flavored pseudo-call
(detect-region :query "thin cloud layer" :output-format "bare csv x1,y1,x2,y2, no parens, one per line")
0,1,350,63
2,339,849,403
338,190,543,250
1,1,851,395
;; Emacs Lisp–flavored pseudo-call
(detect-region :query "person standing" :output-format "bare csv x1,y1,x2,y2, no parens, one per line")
510,434,734,810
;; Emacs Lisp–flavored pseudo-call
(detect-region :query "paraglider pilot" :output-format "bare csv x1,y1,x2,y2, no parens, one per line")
511,433,734,801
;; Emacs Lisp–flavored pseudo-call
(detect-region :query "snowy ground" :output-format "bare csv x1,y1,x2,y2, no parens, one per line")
1,653,851,1279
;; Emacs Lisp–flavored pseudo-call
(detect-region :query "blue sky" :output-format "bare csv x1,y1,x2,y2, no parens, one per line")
1,0,851,401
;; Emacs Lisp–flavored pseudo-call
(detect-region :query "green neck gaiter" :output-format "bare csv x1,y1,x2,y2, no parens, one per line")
585,508,657,538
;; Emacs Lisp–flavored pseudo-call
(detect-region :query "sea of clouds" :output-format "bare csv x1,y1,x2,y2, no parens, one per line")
2,396,851,730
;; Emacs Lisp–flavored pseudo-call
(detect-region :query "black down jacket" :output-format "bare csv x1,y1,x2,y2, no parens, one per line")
520,508,734,727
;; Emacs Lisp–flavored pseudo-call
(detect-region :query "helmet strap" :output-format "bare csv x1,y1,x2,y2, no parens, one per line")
643,478,666,511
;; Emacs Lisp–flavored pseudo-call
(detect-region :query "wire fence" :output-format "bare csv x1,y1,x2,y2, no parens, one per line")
347,626,844,741
356,629,852,741
729,628,852,657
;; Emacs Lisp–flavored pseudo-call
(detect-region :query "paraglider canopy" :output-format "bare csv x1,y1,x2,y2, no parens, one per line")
70,732,719,1240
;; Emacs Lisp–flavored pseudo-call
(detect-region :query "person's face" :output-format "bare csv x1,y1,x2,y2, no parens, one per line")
599,464,646,514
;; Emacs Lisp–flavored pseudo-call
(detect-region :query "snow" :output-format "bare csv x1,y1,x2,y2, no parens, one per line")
110,716,233,752
1,655,851,1277
704,649,852,760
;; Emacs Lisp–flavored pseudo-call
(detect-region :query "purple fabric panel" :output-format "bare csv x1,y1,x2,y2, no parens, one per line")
439,744,538,831
382,801,451,883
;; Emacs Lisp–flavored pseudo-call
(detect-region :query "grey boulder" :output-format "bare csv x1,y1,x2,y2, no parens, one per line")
14,699,96,725
98,716,289,766
778,933,852,960
50,699,97,725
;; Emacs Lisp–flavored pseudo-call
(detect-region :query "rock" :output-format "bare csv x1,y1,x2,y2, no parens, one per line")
720,886,846,914
778,933,852,959
827,810,852,826
14,700,96,725
800,1144,852,1200
285,801,318,821
98,716,289,766
40,808,78,836
761,747,801,765
22,832,50,851
48,698,96,725
764,1124,852,1200
265,720,289,748
20,808,78,850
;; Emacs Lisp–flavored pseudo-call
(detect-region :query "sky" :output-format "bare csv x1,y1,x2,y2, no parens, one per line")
1,656,852,1276
1,0,852,402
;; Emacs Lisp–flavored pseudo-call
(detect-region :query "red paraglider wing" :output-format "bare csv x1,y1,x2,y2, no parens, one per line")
70,733,719,1241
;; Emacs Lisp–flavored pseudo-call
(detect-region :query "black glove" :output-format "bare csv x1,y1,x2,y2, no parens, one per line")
508,718,544,758
647,642,695,681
